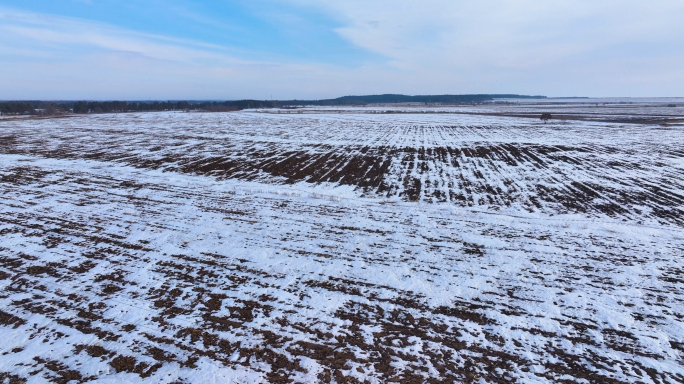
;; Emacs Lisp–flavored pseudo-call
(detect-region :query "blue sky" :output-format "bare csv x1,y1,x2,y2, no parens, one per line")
0,0,371,64
1,0,683,99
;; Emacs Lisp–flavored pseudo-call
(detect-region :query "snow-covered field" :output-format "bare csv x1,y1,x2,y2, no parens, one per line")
1,105,683,383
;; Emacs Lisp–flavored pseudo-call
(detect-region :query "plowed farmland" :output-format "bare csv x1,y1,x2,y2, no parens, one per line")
1,104,684,383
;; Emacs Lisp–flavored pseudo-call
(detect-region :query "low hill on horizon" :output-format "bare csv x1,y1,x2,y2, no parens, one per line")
281,93,546,105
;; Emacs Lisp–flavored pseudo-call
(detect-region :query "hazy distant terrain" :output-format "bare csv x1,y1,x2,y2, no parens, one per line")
1,100,683,383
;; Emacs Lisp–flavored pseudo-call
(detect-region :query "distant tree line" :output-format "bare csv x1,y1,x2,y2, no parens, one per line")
70,100,284,113
71,101,195,114
0,100,282,115
0,102,37,115
1,94,547,116
0,101,78,116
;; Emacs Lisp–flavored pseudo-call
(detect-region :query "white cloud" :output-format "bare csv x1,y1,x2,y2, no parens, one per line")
0,8,246,65
281,0,684,70
278,0,684,96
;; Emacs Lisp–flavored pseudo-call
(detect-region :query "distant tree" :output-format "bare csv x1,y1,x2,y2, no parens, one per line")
73,101,89,114
45,104,58,115
540,113,552,123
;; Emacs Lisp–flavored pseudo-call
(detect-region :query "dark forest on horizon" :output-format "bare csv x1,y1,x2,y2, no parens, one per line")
0,94,546,115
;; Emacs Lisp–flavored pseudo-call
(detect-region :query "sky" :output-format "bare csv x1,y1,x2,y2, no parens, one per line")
1,0,683,100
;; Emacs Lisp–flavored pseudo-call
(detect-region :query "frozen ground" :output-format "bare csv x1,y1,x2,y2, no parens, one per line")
1,105,683,383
